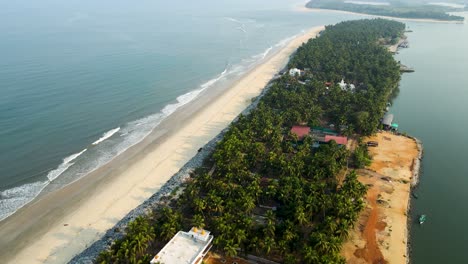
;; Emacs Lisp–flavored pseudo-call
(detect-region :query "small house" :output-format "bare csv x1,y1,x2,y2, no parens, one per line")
324,135,348,146
289,68,303,77
150,227,213,264
290,125,311,140
382,113,394,130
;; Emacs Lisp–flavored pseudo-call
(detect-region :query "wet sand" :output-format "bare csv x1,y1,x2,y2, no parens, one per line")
0,26,325,264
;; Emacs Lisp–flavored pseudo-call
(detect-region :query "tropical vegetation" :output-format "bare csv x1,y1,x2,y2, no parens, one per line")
96,19,404,264
306,0,465,21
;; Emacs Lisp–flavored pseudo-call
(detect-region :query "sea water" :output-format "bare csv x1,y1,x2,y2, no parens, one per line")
0,0,354,221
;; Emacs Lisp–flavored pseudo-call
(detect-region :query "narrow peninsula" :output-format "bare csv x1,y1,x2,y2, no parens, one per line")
72,19,421,264
306,0,465,22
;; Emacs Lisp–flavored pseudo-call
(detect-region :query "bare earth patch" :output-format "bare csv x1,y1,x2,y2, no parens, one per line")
342,132,420,264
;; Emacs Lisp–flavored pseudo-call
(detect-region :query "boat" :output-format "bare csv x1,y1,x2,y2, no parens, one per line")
419,214,426,225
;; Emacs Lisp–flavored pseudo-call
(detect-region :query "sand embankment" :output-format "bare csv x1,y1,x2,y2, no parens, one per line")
341,131,422,264
0,26,324,264
388,36,407,53
297,5,463,24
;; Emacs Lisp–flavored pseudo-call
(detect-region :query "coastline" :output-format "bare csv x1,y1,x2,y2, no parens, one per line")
0,26,325,264
388,36,407,54
297,6,463,24
341,132,423,264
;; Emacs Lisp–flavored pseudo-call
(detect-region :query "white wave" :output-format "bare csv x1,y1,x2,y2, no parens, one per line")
162,67,229,116
0,181,48,221
1,30,312,222
116,65,232,160
275,34,300,48
46,148,87,182
200,67,229,89
92,127,121,145
0,147,89,221
225,17,242,24
255,46,273,60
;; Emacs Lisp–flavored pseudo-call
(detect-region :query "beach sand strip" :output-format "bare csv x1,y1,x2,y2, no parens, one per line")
0,26,325,264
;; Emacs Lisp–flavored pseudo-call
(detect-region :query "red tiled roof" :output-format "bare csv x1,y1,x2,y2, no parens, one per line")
291,125,311,140
324,135,348,145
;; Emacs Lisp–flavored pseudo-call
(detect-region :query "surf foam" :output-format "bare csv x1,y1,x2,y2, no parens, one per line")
0,30,307,222
92,127,121,145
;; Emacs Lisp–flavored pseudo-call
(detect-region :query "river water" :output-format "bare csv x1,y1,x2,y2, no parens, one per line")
392,17,468,263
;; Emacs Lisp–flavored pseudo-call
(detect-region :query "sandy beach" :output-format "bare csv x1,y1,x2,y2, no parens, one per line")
341,132,422,264
297,5,463,24
0,26,324,264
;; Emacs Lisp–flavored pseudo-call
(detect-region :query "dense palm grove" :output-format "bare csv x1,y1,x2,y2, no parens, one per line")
97,19,404,264
307,0,465,21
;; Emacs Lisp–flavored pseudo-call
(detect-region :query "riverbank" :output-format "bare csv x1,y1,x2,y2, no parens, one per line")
388,35,408,53
341,131,422,263
297,6,463,24
0,26,324,264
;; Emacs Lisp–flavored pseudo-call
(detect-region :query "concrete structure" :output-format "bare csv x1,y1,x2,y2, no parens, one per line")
150,227,213,264
338,79,347,90
338,79,355,91
382,113,394,130
289,68,302,77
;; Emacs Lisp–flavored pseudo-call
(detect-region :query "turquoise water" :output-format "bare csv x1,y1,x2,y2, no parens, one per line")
0,1,357,220
392,17,468,263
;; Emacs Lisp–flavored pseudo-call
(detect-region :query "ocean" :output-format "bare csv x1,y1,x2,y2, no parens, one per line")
0,1,354,221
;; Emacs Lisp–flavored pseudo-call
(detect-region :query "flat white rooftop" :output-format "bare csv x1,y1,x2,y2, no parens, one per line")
151,228,213,264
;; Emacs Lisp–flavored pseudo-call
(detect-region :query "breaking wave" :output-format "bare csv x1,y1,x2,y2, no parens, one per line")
0,30,306,222
92,127,120,145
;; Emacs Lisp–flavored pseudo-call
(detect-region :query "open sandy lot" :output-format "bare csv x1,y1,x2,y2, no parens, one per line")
342,131,421,264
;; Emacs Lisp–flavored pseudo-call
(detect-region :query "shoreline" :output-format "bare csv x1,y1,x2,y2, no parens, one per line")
406,136,423,264
341,132,423,264
388,35,407,54
0,26,325,264
297,6,464,24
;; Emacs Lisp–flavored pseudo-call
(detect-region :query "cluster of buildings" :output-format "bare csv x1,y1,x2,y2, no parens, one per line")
290,125,348,148
288,68,356,92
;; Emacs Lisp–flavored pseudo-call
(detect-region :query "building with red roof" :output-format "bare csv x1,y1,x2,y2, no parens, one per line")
290,125,311,140
324,135,348,145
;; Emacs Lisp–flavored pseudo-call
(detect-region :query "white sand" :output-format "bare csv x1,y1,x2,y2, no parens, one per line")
0,26,324,264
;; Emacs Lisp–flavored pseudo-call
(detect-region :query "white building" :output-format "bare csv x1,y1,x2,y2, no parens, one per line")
338,79,347,90
150,227,214,264
289,68,302,77
338,79,356,92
